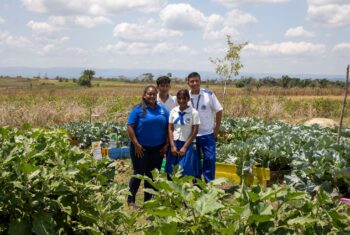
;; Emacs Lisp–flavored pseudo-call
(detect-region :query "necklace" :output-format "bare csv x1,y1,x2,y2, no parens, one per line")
191,94,201,110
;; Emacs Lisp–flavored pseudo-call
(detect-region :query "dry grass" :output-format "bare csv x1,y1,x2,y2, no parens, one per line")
1,78,349,127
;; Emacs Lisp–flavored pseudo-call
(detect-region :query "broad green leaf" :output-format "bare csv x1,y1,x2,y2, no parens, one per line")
195,191,224,216
148,206,176,217
248,214,273,223
8,218,31,235
32,212,56,235
287,216,319,226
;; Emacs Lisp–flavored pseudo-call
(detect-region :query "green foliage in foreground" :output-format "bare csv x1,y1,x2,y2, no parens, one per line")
2,124,350,234
0,127,135,234
218,118,350,195
139,170,350,235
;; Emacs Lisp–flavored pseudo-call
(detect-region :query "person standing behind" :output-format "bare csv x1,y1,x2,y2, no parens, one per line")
187,72,223,183
156,76,177,112
166,89,200,177
127,85,169,208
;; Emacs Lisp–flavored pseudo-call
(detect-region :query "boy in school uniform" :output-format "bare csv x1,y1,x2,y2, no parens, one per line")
156,76,177,112
187,72,223,183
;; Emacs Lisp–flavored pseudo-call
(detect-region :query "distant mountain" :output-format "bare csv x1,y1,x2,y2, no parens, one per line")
0,66,344,81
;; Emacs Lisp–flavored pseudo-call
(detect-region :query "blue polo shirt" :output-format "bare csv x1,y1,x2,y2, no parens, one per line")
127,103,169,147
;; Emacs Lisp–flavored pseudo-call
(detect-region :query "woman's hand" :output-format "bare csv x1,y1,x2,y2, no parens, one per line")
171,146,178,156
134,143,144,158
160,144,168,156
179,146,187,156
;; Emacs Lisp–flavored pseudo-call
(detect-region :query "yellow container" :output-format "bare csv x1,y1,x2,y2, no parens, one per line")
101,147,109,157
215,162,240,184
216,171,241,184
243,173,254,186
256,167,264,178
258,178,267,188
252,165,257,175
216,162,237,174
263,168,271,180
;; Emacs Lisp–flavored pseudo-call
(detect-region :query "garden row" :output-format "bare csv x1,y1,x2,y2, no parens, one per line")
1,124,350,234
61,119,350,196
217,118,350,195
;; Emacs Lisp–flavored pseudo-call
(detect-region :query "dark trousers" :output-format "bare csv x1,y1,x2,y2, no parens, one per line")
127,142,164,203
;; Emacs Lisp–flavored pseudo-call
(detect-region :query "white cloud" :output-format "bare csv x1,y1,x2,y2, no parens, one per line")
27,15,111,33
213,0,288,8
285,26,315,38
27,20,58,34
48,16,66,27
66,47,89,56
21,0,47,13
307,0,350,27
0,17,5,24
113,19,182,42
73,16,111,28
307,0,348,6
225,9,257,27
0,31,32,48
203,9,256,40
33,36,70,46
38,43,57,56
22,0,167,15
204,26,240,40
98,41,195,56
245,41,326,56
159,4,256,40
160,3,207,30
332,43,350,57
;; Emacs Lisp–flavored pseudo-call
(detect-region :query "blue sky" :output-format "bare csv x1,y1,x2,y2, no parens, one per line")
0,0,349,76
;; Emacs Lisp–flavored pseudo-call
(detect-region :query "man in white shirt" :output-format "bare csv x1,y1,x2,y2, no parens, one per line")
187,72,223,182
156,76,177,112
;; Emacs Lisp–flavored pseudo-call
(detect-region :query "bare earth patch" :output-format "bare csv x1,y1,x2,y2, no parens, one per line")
304,118,338,128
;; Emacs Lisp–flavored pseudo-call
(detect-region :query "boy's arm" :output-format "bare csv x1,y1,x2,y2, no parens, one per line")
214,110,223,139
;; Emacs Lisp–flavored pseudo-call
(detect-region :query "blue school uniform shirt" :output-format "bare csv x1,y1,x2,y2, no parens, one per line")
127,103,169,147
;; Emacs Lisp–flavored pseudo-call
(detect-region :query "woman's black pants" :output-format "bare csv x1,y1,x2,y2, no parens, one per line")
127,142,164,203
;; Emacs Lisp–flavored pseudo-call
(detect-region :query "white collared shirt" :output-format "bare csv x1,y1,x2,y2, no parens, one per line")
157,94,177,112
169,106,200,141
189,89,223,136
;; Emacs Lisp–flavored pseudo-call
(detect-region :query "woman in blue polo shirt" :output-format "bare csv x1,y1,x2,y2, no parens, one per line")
127,85,169,208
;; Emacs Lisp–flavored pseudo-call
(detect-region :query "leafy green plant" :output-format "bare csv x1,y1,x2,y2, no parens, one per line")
0,126,135,234
61,122,128,148
217,118,350,193
135,170,350,234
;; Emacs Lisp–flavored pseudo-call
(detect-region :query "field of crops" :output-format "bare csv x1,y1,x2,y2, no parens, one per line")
1,118,350,234
1,78,350,234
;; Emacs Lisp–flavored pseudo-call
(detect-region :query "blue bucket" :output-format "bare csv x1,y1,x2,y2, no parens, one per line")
108,147,130,160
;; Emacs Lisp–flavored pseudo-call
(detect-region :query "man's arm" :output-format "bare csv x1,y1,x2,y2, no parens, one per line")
213,110,223,139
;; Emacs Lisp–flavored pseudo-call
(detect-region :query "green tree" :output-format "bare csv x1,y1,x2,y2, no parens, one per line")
210,35,248,111
140,73,154,83
78,69,95,87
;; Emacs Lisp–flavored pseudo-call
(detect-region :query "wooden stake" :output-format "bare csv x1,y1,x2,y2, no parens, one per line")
337,65,350,144
89,108,92,123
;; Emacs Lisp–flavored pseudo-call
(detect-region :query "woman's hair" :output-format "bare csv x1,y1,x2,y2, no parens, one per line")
176,89,190,100
141,85,157,116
